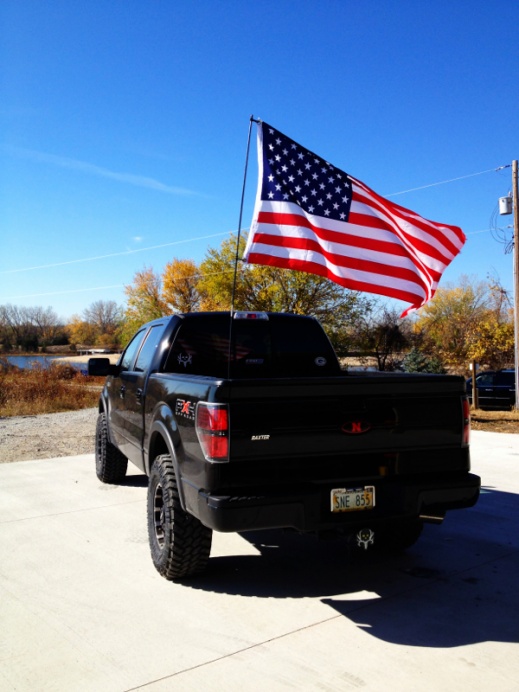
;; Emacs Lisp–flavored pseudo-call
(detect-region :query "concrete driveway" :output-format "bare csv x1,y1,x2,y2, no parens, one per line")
1,431,518,691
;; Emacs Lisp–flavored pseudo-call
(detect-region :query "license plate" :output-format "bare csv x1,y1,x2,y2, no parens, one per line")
331,486,375,513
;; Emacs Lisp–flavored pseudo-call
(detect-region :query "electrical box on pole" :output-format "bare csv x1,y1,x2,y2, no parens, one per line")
499,195,513,215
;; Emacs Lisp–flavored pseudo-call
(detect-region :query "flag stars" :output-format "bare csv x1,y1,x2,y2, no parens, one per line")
261,123,353,223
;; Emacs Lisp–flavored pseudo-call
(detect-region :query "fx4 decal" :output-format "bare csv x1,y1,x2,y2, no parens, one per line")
175,398,196,421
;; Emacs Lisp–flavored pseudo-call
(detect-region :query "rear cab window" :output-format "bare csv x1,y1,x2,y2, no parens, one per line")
163,313,340,378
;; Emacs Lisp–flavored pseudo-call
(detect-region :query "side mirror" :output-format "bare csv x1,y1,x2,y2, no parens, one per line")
88,357,117,377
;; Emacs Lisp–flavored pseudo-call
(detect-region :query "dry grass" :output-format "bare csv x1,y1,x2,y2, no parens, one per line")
0,359,103,417
1,358,517,434
470,407,519,434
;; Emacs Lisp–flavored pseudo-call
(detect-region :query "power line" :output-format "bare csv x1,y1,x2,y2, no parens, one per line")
386,165,509,197
0,231,231,275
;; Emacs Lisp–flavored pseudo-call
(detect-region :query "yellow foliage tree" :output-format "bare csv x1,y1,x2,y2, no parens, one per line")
122,267,167,344
67,316,99,347
414,276,514,371
162,258,201,313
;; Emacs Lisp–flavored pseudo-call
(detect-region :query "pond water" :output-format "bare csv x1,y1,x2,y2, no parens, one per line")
4,355,86,372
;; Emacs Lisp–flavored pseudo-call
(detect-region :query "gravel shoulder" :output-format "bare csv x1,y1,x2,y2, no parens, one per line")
0,408,98,463
1,405,517,464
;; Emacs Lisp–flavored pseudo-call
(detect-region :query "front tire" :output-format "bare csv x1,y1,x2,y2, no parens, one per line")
95,412,128,484
147,454,212,580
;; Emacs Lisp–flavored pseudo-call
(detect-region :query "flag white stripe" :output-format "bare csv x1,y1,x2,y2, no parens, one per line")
248,242,429,299
254,201,450,275
352,181,463,252
244,121,465,316
251,219,443,277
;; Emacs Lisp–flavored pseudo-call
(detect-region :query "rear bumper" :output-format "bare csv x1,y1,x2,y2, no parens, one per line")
191,473,481,533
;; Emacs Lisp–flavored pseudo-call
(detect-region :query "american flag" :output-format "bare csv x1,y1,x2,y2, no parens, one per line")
243,121,466,316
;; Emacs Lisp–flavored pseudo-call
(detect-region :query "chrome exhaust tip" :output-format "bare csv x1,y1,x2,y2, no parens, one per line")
419,513,445,525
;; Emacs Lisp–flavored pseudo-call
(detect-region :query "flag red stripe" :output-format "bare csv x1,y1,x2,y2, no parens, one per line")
352,193,458,266
354,175,466,245
246,252,427,306
352,179,464,257
251,228,442,285
244,122,465,315
257,211,409,257
255,211,442,283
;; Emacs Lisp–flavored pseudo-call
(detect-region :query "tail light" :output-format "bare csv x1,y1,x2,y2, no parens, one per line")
462,397,470,446
196,403,229,462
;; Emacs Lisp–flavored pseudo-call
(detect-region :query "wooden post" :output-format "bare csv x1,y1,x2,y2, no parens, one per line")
512,160,519,410
471,359,479,410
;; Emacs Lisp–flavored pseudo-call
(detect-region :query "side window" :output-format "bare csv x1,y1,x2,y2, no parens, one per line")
135,325,165,372
495,372,514,387
476,373,494,387
120,330,147,372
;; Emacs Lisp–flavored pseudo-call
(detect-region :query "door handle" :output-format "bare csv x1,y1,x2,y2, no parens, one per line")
119,385,126,398
136,388,143,403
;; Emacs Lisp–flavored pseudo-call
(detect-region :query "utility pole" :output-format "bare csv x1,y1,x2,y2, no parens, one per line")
513,160,519,410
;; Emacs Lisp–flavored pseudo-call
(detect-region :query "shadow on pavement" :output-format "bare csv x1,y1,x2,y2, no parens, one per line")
181,486,519,648
120,473,148,488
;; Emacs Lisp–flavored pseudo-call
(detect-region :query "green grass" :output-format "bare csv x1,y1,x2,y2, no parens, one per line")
0,359,103,417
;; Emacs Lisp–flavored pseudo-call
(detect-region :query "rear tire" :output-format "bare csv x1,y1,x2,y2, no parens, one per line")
147,454,212,580
95,412,128,484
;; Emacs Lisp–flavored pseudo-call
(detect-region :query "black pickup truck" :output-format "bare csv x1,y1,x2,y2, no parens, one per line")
89,311,480,580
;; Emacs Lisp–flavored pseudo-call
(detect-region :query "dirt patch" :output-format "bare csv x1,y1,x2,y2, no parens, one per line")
0,405,517,465
0,408,98,463
470,413,519,434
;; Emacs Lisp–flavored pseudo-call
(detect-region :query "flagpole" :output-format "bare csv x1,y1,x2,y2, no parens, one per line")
230,115,256,315
227,116,257,380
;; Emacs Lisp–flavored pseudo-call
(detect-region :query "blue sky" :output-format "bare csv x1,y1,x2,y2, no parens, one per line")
1,0,518,321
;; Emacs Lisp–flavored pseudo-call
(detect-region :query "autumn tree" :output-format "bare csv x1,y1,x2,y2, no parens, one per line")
413,275,514,371
464,278,514,369
122,267,168,344
67,316,99,347
196,233,374,352
162,258,202,313
67,300,123,349
83,300,122,336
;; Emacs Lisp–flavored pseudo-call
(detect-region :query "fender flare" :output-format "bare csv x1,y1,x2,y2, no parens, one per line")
97,393,115,445
147,418,187,511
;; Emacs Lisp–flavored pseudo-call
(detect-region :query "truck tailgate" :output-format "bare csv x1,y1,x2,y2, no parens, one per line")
227,374,467,461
